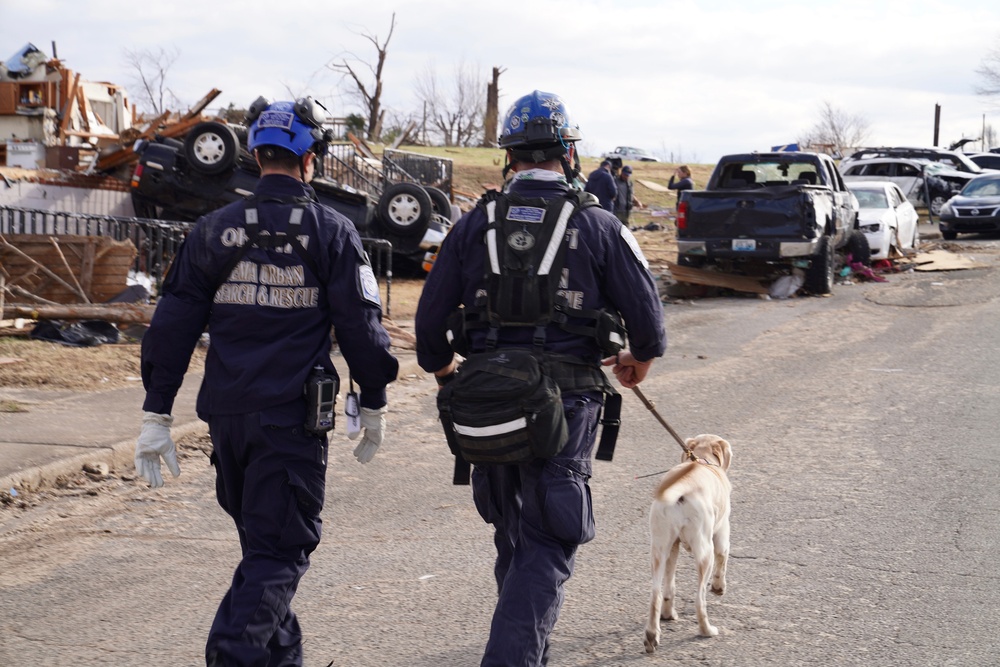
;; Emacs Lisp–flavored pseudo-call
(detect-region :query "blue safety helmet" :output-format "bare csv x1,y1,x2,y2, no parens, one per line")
499,90,582,180
499,90,581,154
245,96,333,157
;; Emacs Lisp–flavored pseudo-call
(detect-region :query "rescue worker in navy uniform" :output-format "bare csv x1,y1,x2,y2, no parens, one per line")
414,90,667,666
134,96,399,667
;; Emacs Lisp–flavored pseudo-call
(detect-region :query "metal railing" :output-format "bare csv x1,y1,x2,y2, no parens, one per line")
0,205,395,316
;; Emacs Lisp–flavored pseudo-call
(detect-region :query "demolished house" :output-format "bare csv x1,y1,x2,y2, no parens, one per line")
0,42,138,216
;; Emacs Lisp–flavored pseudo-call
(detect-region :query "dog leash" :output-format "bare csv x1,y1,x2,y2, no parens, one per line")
630,386,697,479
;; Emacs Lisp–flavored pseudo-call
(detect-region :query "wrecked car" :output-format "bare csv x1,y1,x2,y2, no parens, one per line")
676,151,869,295
846,181,920,260
129,121,452,269
839,156,972,216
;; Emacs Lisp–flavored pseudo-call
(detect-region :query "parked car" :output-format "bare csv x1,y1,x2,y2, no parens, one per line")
129,122,452,269
839,156,972,215
937,173,1000,240
840,146,990,175
601,146,659,162
965,152,1000,171
846,181,919,260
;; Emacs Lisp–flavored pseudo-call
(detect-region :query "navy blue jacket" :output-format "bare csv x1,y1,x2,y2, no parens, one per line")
584,167,618,212
141,174,398,422
415,178,666,373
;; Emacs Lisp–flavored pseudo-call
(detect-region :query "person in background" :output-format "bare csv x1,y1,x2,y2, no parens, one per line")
614,164,644,225
414,89,667,666
133,96,399,667
668,164,694,208
584,159,618,212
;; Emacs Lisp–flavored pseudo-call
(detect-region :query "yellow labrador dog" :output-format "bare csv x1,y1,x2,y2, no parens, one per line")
644,434,732,650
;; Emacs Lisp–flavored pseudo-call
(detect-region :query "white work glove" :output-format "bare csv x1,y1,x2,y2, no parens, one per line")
134,412,181,488
348,406,387,464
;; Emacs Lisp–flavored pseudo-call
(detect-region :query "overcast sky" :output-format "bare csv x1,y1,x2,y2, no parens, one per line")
3,0,998,164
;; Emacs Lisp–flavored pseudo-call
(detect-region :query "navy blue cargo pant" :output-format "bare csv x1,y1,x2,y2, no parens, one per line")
205,411,328,667
472,393,602,667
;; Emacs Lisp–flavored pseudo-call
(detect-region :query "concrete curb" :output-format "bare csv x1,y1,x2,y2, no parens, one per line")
0,355,427,497
0,419,209,495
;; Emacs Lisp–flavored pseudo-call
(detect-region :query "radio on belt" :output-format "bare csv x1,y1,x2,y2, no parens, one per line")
304,365,338,434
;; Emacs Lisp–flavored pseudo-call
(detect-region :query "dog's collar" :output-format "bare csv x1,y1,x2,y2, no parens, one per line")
695,457,718,467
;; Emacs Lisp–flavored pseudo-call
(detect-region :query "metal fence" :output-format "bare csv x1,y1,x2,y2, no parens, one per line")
383,148,453,197
319,145,455,203
0,205,396,316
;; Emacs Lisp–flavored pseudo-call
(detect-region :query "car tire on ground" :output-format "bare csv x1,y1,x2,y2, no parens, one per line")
184,122,239,175
804,235,835,295
941,229,958,241
845,229,872,266
377,183,433,236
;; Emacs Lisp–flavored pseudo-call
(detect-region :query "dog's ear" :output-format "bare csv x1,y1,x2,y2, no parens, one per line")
713,437,732,471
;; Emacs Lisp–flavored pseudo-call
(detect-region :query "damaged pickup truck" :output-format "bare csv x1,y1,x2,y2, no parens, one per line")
675,151,870,294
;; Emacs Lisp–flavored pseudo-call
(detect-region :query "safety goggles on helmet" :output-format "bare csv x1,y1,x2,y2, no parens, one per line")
246,96,334,157
498,90,582,154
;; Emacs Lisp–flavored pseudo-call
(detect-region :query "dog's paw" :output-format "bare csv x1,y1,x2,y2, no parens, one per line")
698,623,719,638
711,583,726,596
660,607,678,621
643,629,660,653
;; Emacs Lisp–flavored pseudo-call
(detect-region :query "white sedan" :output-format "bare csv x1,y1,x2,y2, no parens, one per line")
846,181,920,260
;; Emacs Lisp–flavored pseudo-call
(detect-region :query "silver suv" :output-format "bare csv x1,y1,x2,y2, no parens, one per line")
840,146,988,175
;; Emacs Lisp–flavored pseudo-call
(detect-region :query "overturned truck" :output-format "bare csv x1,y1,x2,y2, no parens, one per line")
130,121,456,270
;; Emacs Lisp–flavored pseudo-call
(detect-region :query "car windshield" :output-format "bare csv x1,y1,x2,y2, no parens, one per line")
961,177,1000,197
851,189,889,208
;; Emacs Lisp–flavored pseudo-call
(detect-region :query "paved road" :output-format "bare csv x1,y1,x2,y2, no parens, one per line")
1,240,999,666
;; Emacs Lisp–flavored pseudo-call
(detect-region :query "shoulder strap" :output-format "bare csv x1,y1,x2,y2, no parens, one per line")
213,195,323,293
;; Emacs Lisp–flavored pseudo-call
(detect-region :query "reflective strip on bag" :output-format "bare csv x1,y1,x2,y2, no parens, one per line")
453,417,527,438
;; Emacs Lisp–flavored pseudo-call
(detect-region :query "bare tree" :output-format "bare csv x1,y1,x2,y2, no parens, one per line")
481,66,506,148
975,42,1000,99
122,46,181,117
414,60,486,147
798,100,871,157
326,13,396,141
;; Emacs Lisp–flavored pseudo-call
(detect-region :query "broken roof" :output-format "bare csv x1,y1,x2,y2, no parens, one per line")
0,43,48,79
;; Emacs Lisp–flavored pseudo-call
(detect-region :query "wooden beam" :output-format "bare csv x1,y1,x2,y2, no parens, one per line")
75,86,90,132
182,88,221,120
2,303,156,324
666,262,770,294
58,72,81,136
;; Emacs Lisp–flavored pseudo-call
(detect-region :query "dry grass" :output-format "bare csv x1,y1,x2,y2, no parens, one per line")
0,335,206,391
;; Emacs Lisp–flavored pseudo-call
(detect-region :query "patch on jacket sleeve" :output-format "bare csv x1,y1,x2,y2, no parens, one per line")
620,225,649,269
359,264,381,305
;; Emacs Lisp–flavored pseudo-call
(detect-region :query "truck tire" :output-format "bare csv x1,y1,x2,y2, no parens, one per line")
424,186,454,222
845,230,872,266
377,183,433,236
184,122,239,175
804,235,835,295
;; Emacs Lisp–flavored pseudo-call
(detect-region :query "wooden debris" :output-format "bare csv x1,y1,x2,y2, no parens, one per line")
666,261,770,295
912,249,987,271
0,234,136,304
2,303,155,325
636,179,671,193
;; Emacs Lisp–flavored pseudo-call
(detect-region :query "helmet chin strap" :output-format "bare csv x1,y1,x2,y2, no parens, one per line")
503,144,579,182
